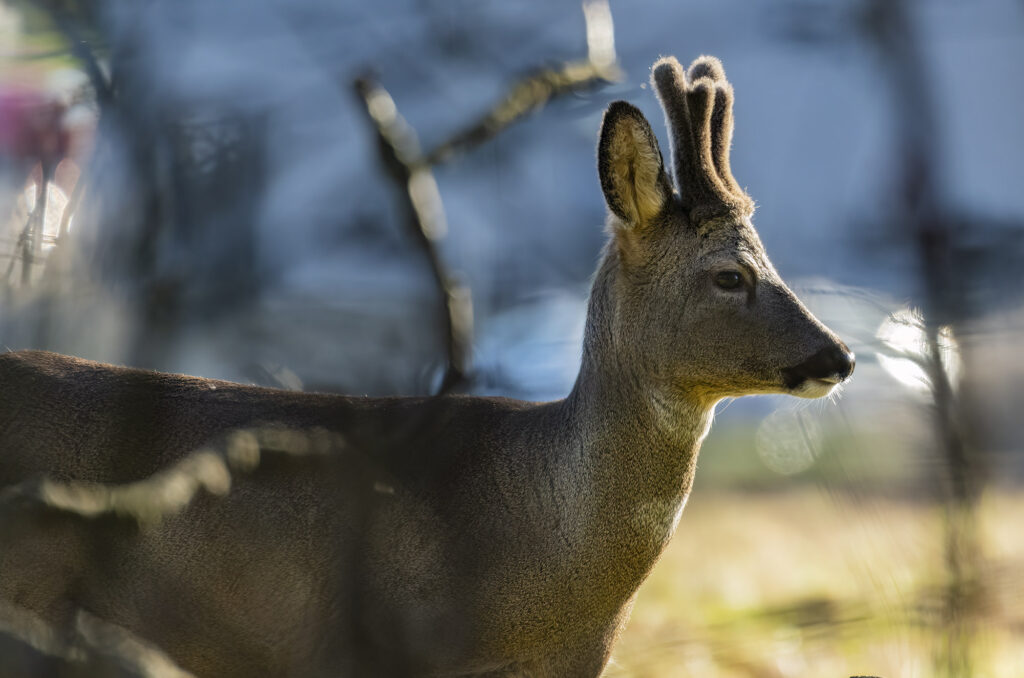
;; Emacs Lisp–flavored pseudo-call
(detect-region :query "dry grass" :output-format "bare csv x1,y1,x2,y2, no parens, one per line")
607,488,1024,678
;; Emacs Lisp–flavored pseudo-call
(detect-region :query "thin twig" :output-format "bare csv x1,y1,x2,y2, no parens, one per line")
4,208,33,285
353,77,471,394
0,599,197,678
425,0,619,165
424,58,619,166
0,426,345,526
46,6,113,110
57,175,85,243
4,165,53,287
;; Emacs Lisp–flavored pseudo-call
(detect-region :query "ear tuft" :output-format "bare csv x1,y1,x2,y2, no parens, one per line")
687,55,726,83
598,101,671,229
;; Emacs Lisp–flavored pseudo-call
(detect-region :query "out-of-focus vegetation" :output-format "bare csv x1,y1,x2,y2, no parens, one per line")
612,488,1024,678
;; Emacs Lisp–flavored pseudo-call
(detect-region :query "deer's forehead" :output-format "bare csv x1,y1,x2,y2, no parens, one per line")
694,221,767,261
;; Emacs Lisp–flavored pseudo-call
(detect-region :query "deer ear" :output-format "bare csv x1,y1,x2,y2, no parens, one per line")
598,101,672,229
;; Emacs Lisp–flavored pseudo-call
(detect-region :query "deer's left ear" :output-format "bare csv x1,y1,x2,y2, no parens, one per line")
598,101,673,230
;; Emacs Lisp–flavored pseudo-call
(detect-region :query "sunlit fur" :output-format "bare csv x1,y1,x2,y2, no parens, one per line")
791,378,842,399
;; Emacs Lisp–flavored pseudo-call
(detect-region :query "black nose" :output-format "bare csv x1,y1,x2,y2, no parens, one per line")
782,344,855,388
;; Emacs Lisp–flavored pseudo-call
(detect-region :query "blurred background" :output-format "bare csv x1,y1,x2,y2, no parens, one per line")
2,0,1023,675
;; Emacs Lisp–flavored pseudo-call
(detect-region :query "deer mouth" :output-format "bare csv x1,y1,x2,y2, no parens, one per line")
780,345,855,398
786,376,843,399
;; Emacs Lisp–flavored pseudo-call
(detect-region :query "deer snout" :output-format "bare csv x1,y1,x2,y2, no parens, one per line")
781,343,855,390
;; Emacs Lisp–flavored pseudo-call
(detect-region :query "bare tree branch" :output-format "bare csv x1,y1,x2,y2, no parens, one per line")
353,1,620,394
0,427,346,526
46,4,114,110
426,0,619,165
424,58,620,166
0,598,197,678
58,173,85,243
353,77,471,394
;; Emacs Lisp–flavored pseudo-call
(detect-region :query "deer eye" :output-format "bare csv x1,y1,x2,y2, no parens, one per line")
714,271,743,290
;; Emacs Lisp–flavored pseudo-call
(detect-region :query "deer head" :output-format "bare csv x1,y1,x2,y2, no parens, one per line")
594,55,854,409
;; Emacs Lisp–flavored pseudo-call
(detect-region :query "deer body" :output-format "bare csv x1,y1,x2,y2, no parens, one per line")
0,346,705,677
0,56,853,678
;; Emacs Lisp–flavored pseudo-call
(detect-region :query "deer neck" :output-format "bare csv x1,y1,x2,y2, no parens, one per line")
556,251,714,586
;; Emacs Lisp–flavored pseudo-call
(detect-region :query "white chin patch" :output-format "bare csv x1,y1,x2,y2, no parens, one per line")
791,378,839,399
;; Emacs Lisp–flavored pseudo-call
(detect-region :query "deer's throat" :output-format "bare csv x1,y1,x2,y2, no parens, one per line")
563,380,711,575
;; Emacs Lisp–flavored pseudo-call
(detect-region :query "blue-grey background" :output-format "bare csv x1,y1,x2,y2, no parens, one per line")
2,0,1023,479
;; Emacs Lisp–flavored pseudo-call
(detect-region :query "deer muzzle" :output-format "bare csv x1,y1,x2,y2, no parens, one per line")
780,343,856,392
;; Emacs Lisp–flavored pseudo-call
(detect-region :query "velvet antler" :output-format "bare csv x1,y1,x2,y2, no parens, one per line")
651,55,753,221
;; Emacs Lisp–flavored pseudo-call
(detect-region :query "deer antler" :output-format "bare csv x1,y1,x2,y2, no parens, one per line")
651,55,753,221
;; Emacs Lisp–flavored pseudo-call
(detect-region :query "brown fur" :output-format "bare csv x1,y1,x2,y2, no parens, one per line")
0,55,852,678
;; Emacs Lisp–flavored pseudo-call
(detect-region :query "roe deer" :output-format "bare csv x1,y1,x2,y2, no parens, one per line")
0,55,853,678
